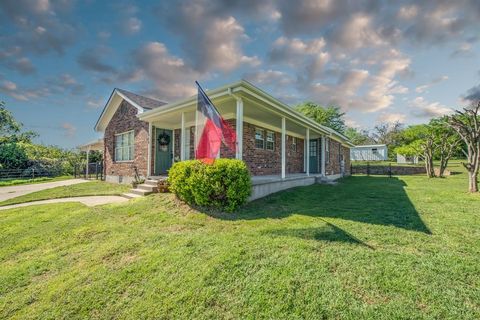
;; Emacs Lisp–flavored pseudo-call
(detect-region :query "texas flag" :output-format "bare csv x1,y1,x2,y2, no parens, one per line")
195,81,236,164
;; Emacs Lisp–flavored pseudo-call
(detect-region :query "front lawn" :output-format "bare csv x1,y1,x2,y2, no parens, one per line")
0,170,478,319
0,181,130,206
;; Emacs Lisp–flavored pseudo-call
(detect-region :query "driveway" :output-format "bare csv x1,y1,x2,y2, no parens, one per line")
0,179,88,202
0,195,129,211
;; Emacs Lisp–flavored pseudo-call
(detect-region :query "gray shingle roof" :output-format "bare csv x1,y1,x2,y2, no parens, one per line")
116,88,168,110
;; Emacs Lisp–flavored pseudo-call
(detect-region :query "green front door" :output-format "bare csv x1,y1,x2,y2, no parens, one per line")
309,139,318,173
155,128,173,175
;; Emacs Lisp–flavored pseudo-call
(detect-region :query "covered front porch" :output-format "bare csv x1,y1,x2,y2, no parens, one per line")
140,81,335,181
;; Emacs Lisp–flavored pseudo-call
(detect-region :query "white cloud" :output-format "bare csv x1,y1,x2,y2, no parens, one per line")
398,5,419,20
133,41,200,100
410,97,452,118
332,14,386,50
61,122,76,137
415,75,448,93
123,17,142,35
377,112,407,123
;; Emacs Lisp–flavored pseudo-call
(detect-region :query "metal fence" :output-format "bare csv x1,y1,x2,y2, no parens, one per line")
74,162,104,180
350,163,426,176
0,167,62,180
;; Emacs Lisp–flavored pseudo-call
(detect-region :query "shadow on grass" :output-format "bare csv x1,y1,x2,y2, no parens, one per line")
263,220,375,249
214,176,431,234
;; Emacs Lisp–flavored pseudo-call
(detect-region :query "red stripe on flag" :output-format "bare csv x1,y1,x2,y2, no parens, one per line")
195,119,222,163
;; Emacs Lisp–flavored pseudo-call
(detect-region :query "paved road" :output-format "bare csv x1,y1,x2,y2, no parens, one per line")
0,179,88,202
0,195,129,211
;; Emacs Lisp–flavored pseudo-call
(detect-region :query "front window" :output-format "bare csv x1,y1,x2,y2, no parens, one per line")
255,128,264,149
292,137,297,152
115,130,134,161
266,131,275,151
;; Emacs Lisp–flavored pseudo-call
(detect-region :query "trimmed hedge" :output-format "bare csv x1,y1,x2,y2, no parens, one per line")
168,159,251,212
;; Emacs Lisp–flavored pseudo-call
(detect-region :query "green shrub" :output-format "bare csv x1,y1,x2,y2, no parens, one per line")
169,159,251,212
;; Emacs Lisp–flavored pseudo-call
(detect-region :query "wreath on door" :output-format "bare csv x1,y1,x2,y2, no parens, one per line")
157,131,170,151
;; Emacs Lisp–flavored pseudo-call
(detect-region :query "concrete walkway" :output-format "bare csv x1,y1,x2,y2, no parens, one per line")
0,179,88,202
0,195,129,211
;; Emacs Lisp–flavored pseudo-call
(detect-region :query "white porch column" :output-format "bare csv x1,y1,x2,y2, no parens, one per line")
235,97,243,160
147,122,152,176
306,128,310,176
85,146,90,178
180,112,186,161
321,135,326,176
281,117,286,179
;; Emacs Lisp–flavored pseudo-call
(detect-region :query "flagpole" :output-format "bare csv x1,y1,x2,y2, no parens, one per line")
194,86,198,160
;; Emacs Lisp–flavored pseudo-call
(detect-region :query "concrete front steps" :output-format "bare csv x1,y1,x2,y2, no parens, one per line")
123,179,160,198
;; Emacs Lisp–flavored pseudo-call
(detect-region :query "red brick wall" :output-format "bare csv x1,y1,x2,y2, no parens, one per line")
104,100,149,180
286,135,305,174
242,122,281,175
173,120,306,176
325,138,351,176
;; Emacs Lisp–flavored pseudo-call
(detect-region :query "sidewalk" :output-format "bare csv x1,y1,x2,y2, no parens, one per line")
0,179,88,202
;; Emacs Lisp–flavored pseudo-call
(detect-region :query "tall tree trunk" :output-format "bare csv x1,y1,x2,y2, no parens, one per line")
425,154,435,178
468,171,478,192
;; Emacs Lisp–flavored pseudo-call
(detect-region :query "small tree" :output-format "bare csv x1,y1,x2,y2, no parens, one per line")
447,102,480,193
371,121,404,160
344,127,375,145
395,125,436,177
430,117,462,177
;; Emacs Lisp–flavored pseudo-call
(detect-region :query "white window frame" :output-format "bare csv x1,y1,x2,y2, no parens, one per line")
255,128,265,149
266,130,275,151
292,137,297,152
114,130,134,162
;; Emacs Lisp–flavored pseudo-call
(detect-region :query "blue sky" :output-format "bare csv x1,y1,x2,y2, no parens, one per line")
1,0,479,148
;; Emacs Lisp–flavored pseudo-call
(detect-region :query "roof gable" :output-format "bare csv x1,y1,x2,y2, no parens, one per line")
94,88,168,132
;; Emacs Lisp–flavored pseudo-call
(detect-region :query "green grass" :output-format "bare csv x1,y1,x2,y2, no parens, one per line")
0,167,479,319
0,176,73,187
0,181,130,206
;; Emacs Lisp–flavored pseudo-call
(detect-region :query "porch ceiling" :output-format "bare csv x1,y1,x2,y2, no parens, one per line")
149,90,323,138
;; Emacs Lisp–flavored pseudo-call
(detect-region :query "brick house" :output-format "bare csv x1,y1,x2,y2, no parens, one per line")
94,80,353,197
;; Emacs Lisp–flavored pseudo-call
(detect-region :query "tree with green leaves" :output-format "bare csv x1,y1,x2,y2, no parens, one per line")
396,117,462,178
344,127,374,145
396,124,436,177
295,102,346,133
0,101,37,144
368,121,405,160
430,117,462,177
447,102,480,193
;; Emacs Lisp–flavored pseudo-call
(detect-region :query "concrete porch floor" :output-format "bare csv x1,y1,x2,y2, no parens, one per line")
251,173,324,185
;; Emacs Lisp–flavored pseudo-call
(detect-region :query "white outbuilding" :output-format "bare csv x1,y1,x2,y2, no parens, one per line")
350,144,388,161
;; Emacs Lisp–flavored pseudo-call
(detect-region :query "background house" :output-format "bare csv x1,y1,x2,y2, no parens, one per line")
350,144,388,161
397,154,419,164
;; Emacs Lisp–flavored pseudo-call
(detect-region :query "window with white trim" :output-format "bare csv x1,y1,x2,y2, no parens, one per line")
292,137,297,152
266,131,275,151
255,128,265,149
115,130,134,161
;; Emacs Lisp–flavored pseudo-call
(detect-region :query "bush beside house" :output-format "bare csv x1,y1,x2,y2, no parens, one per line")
169,159,251,212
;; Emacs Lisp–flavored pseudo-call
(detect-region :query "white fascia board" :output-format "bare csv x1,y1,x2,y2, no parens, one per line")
94,89,146,132
138,80,244,121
